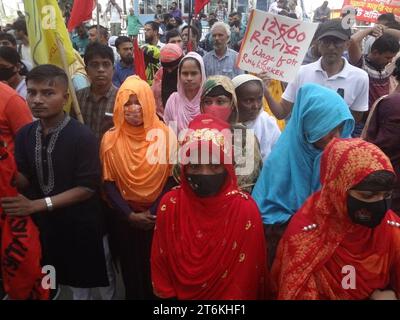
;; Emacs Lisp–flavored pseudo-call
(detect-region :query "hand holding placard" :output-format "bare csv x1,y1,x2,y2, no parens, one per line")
237,10,318,83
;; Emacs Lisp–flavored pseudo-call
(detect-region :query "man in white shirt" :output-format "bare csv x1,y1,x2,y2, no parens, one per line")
106,0,122,36
288,0,303,20
262,19,369,129
12,19,33,68
144,21,165,49
268,0,289,15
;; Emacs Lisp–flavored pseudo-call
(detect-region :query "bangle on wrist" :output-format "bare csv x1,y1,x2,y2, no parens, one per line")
44,197,53,212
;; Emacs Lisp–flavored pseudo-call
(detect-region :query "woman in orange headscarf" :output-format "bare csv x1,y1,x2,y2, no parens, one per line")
272,138,400,300
100,76,177,299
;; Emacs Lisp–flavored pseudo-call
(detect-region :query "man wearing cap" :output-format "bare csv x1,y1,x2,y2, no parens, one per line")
262,19,369,128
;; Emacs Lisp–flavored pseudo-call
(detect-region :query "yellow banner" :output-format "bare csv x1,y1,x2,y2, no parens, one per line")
23,0,75,67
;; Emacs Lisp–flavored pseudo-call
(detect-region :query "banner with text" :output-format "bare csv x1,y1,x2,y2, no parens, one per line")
237,10,318,83
343,0,400,23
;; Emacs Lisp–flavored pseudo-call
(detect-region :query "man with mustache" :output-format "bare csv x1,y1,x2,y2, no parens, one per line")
112,36,135,88
202,22,244,79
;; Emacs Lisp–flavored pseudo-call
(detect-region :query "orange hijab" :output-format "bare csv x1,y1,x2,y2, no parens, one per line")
101,76,176,205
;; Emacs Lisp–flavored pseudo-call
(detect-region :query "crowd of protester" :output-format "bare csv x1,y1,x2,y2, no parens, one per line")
0,0,399,301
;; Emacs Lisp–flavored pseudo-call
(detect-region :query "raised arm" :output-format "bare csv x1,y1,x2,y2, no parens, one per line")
349,25,384,65
259,73,294,120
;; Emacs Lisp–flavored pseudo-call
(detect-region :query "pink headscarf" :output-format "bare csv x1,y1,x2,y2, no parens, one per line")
163,52,206,136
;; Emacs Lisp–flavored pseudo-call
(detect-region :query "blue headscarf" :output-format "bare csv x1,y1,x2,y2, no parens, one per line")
252,83,355,225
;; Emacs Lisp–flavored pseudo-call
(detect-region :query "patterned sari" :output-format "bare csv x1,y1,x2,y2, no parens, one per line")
151,114,269,300
272,138,400,300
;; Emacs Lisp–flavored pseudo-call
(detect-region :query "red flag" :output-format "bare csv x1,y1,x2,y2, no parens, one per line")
133,38,147,81
67,0,95,32
194,0,210,15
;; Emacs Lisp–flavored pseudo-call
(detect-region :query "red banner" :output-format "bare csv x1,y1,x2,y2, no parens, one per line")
67,0,95,32
343,0,400,23
195,0,211,15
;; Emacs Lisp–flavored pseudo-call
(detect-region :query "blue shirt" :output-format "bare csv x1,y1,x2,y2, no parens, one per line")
203,48,244,79
112,61,135,88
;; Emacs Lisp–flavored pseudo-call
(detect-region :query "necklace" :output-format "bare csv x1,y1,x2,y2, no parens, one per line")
34,115,70,195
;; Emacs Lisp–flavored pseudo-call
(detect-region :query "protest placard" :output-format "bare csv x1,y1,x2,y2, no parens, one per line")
237,10,318,83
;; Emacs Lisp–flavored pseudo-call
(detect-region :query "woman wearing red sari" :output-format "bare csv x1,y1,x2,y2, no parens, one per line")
272,138,400,300
151,114,269,300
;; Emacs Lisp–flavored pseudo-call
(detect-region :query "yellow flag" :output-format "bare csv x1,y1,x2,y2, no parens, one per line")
23,0,75,67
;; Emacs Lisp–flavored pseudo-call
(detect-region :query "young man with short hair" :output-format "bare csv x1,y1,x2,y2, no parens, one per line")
0,32,32,72
75,43,117,140
12,19,33,67
2,64,114,300
349,26,400,109
165,29,183,48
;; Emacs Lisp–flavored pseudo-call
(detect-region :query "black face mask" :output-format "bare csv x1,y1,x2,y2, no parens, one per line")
186,171,227,197
347,194,391,228
0,66,17,81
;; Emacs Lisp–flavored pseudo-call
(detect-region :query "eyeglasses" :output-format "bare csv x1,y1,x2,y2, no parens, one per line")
319,38,346,48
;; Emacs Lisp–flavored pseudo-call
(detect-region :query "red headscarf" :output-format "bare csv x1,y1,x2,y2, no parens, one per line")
0,138,48,300
272,138,400,300
151,114,269,300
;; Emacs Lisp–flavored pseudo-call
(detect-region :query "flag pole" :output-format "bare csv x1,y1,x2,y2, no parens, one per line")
96,0,101,41
56,37,84,124
188,0,193,52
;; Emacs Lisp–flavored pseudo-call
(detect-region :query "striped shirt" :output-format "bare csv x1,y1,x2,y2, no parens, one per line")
356,55,392,109
203,48,244,79
74,85,118,141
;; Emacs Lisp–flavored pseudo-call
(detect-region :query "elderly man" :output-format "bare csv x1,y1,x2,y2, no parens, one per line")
202,22,244,79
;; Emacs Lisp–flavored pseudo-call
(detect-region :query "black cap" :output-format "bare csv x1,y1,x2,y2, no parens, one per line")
317,19,352,41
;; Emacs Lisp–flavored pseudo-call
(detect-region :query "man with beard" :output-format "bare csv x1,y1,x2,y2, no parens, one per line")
160,14,173,43
228,12,244,52
203,22,244,79
144,21,165,49
112,36,135,88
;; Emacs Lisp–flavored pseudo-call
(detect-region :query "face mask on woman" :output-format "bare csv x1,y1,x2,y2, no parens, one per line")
0,66,17,81
186,171,227,197
203,105,231,123
347,195,391,228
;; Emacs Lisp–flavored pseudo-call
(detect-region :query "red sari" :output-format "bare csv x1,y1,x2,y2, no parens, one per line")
0,139,48,300
272,138,400,300
151,114,269,300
